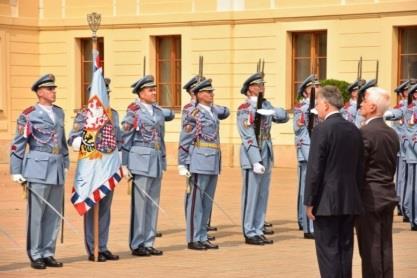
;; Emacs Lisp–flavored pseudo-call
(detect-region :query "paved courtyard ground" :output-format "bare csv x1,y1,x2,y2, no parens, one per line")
0,164,416,277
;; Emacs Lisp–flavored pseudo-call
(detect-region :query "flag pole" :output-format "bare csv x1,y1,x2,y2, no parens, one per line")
87,12,101,262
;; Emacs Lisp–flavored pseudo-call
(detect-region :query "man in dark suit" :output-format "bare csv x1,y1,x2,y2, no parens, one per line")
304,85,364,278
356,86,399,278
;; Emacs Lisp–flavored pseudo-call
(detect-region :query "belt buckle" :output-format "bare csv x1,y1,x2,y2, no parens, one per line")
155,143,160,150
52,146,60,154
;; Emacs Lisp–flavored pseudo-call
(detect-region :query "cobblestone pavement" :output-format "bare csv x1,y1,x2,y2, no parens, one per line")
0,164,416,277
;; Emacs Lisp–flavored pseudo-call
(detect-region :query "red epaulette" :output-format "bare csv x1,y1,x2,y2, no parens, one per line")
294,103,302,109
128,102,140,111
394,103,403,109
343,102,351,109
183,103,193,110
238,103,250,110
22,106,35,115
408,103,415,109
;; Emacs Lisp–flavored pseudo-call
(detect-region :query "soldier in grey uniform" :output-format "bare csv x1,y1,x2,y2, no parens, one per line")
10,74,68,269
68,78,121,262
237,72,289,245
384,80,410,217
293,74,320,239
179,75,229,238
121,75,175,256
178,78,226,250
341,79,365,123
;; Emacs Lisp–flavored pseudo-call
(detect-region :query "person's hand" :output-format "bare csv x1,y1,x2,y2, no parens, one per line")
122,165,133,180
253,163,265,175
310,108,318,115
178,165,191,177
12,174,26,184
306,206,315,221
72,137,82,152
256,109,275,116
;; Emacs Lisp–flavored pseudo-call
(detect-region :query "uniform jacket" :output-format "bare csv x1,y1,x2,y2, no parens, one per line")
237,99,288,169
293,98,311,161
178,104,227,175
121,100,173,178
341,98,357,123
360,117,400,212
304,113,364,216
10,104,69,185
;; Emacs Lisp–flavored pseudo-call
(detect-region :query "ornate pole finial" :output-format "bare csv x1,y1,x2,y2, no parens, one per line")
87,12,101,39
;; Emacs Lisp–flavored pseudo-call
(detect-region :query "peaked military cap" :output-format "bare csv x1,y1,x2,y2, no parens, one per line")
31,74,57,92
183,76,206,94
131,75,156,94
358,79,377,94
297,74,319,97
241,72,264,95
193,78,215,93
394,80,409,94
347,79,366,93
408,82,417,95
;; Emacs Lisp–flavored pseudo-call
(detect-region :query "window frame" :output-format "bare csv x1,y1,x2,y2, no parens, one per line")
398,26,417,84
155,35,181,110
291,31,327,107
80,37,104,107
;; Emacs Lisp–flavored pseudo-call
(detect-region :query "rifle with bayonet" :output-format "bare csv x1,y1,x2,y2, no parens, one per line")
254,59,265,145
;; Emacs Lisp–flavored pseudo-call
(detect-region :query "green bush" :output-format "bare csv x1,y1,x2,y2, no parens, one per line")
320,79,351,103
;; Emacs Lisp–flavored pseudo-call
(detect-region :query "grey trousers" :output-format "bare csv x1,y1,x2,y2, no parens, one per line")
84,191,114,254
186,173,218,243
129,175,162,249
297,162,314,234
27,182,63,261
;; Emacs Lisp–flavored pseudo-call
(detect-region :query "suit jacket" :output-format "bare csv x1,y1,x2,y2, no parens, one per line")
360,117,400,212
304,113,364,216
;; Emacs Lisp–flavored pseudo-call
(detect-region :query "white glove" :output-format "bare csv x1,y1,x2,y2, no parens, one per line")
253,162,265,175
122,165,133,179
256,109,275,116
12,174,26,184
310,108,318,115
383,110,394,120
178,165,191,177
72,137,82,152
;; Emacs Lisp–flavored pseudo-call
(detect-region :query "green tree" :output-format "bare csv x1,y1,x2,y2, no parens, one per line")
320,79,351,103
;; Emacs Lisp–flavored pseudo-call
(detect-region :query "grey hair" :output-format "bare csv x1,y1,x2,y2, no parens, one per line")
365,87,390,115
317,85,344,109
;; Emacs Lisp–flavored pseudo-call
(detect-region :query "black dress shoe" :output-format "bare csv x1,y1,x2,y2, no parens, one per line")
298,224,303,231
132,246,151,256
207,225,217,232
207,235,216,241
156,232,162,237
101,250,119,260
245,236,264,245
264,221,273,228
263,228,274,235
88,253,107,262
146,247,163,256
403,217,410,223
200,240,219,249
31,258,46,269
187,241,207,250
411,226,417,231
259,235,274,244
43,256,63,267
304,233,314,239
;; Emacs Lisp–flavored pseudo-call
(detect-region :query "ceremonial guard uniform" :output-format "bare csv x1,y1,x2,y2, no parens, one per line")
68,78,121,262
385,80,410,217
10,74,68,269
341,79,364,123
180,76,229,236
121,75,174,256
237,72,288,245
402,83,417,231
178,79,226,250
293,74,319,239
